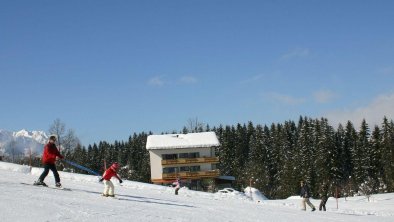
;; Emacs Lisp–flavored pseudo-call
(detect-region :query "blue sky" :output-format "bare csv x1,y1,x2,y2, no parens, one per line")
1,0,394,145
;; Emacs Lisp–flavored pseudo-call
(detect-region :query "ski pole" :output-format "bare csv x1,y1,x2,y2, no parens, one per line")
62,159,100,176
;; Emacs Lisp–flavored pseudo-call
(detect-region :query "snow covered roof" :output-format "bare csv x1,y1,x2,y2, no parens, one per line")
146,132,220,150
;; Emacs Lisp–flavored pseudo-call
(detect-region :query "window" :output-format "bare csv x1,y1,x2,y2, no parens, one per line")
162,154,178,160
189,166,201,172
179,153,189,159
163,167,178,174
189,152,200,158
179,166,190,172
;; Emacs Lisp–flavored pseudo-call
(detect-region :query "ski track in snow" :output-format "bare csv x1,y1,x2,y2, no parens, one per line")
1,162,394,222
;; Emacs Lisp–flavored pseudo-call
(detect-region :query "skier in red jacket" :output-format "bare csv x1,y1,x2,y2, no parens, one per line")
99,162,123,197
34,135,64,187
173,177,181,195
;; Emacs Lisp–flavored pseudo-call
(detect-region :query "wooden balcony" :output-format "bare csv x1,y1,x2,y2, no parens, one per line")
162,169,220,180
161,157,219,166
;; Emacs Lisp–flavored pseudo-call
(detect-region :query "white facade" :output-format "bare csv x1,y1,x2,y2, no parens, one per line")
148,147,215,180
146,132,220,183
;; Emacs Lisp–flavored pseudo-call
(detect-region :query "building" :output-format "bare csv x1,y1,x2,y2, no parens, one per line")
146,132,221,191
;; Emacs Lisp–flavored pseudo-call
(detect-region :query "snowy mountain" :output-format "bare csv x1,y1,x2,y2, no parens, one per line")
1,161,393,222
0,129,48,157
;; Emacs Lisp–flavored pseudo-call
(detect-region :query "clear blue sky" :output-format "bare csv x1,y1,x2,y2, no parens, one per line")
1,0,394,146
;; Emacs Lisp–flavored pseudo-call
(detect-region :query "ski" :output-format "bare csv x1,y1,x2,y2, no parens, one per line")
20,182,72,191
101,194,119,199
102,196,119,200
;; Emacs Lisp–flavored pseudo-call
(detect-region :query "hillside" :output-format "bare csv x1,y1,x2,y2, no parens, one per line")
1,161,393,222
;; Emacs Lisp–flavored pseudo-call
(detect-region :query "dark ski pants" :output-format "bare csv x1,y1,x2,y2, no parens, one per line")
175,187,180,195
319,196,327,211
39,164,60,183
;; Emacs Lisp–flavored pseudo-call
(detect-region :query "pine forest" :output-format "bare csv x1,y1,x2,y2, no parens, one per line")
19,116,394,199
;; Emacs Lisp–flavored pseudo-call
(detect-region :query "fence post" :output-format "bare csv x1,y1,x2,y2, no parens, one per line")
336,186,339,209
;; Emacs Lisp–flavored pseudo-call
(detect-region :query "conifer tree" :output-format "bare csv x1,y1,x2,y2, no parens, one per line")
69,144,87,174
336,124,350,187
381,117,394,192
295,117,315,188
370,125,382,192
234,122,254,187
91,143,101,172
345,121,358,195
319,118,340,193
266,123,283,198
276,121,298,198
354,119,370,190
217,126,236,177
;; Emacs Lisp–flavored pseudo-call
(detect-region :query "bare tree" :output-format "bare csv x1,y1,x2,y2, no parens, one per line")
5,139,19,163
49,118,66,149
49,118,80,156
62,129,80,157
186,117,205,133
359,177,375,202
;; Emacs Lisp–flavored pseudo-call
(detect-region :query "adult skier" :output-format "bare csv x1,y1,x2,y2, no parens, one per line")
319,181,329,211
300,180,316,211
34,135,64,187
99,162,123,197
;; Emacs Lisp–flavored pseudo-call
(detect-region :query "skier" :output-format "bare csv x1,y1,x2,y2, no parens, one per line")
99,162,123,197
34,135,64,187
173,177,181,195
300,180,316,211
319,181,329,211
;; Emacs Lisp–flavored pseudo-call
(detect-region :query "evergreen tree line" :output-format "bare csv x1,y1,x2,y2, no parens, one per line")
23,116,393,199
62,132,151,183
213,116,394,199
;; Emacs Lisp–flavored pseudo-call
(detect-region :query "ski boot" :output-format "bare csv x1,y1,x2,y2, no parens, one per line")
55,182,62,188
34,180,47,187
102,193,109,197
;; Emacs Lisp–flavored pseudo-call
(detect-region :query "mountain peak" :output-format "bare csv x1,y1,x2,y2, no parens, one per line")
13,129,31,138
0,129,48,157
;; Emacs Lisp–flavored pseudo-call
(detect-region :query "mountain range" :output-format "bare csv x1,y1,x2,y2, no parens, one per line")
0,129,48,157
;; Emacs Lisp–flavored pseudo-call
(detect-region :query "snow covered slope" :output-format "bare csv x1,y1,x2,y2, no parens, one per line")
1,161,393,222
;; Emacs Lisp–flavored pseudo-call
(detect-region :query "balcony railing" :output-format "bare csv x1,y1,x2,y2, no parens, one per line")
161,157,219,165
162,169,220,180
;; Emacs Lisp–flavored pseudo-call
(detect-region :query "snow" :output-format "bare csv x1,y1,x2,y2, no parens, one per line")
12,129,48,144
0,129,48,156
146,132,220,150
1,161,394,222
244,186,269,202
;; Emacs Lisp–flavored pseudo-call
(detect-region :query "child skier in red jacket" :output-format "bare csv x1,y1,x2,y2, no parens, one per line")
99,162,123,197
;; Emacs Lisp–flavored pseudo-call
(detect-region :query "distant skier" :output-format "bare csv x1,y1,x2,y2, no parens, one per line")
300,180,316,211
173,177,181,195
34,135,64,187
99,162,123,197
319,181,329,211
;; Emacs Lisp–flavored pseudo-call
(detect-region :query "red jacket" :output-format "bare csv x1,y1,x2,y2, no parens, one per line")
173,179,180,188
102,167,120,181
42,142,63,164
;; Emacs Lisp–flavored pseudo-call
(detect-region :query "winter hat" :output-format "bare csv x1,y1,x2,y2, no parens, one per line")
111,162,119,170
49,135,57,141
